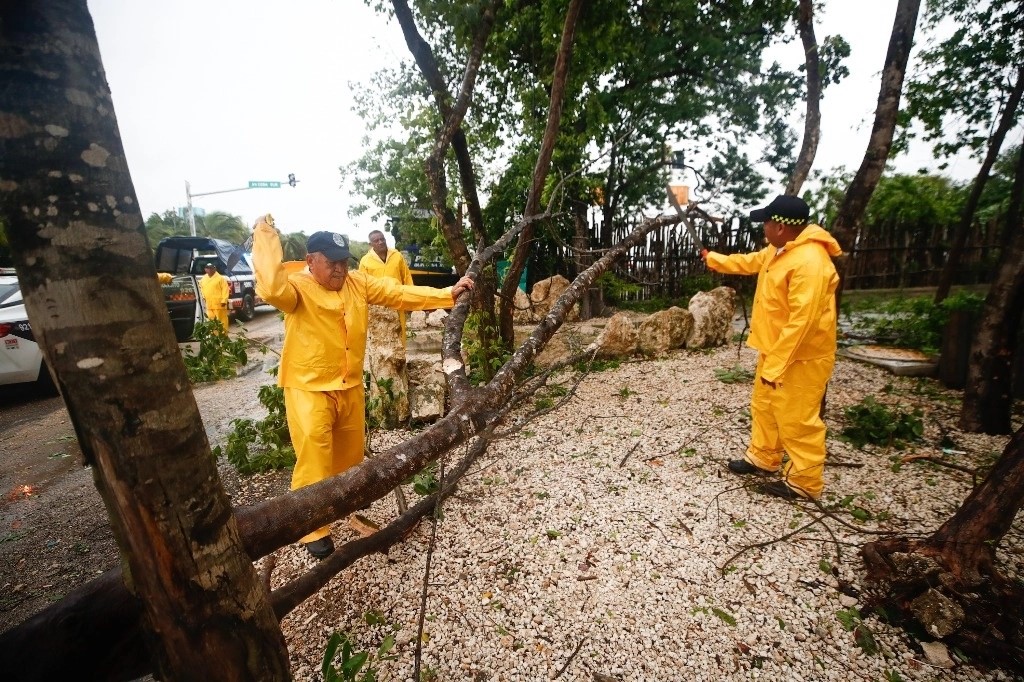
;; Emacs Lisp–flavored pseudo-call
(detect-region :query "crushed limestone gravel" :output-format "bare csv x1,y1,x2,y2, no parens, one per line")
227,344,1019,682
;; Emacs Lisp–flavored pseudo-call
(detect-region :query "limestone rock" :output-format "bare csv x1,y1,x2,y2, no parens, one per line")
910,588,964,639
512,288,534,324
530,275,578,321
889,552,943,586
366,305,409,427
426,309,448,327
587,312,638,359
408,310,427,330
638,306,694,356
408,357,447,423
919,640,955,669
686,286,736,348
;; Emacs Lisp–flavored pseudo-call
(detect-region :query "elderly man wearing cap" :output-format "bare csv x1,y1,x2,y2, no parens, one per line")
198,261,230,334
252,215,474,559
702,195,842,500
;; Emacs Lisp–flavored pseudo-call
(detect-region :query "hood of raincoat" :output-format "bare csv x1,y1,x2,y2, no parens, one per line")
787,224,842,258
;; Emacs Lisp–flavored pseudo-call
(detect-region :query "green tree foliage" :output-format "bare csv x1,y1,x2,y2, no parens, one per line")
347,0,806,269
214,379,296,475
143,209,248,244
281,231,309,261
805,169,963,231
900,0,1023,162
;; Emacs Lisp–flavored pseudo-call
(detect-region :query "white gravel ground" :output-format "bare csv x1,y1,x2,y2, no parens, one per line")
222,344,1021,682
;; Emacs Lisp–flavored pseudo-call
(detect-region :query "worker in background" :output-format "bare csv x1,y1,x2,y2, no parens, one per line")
252,214,474,559
198,262,230,334
359,229,415,342
702,195,842,500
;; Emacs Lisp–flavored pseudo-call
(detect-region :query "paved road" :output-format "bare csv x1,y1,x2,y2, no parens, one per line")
0,306,282,494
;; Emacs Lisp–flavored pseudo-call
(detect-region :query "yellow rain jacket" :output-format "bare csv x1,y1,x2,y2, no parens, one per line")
705,224,842,382
358,248,413,286
359,247,415,341
253,224,455,392
199,270,230,332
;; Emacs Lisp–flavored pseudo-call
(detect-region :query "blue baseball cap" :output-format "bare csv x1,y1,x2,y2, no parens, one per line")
306,231,352,261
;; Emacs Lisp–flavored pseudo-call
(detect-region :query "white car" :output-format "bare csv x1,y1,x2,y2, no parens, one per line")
0,268,53,391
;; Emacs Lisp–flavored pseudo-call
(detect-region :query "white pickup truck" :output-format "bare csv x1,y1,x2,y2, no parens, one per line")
155,237,263,342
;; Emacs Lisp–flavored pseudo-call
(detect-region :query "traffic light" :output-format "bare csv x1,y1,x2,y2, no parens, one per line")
287,173,297,187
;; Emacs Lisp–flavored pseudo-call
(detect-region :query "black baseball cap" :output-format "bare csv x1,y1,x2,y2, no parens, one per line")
306,231,352,261
749,195,810,226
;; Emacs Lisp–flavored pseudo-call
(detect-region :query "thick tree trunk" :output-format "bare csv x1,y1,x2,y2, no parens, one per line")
0,4,290,680
830,0,921,254
498,0,585,348
934,65,1024,303
862,425,1024,671
927,426,1024,580
785,0,821,196
959,143,1024,434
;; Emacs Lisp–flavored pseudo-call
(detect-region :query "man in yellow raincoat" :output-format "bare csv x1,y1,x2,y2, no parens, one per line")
198,262,230,334
703,195,842,500
359,229,414,342
252,215,474,559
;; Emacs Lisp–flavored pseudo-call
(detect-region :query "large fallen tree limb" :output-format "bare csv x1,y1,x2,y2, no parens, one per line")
0,209,683,681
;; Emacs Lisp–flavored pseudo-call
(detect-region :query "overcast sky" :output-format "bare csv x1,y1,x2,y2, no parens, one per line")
86,0,977,243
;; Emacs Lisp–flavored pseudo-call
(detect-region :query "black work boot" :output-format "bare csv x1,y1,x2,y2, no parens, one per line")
303,536,335,560
727,459,770,476
755,480,802,500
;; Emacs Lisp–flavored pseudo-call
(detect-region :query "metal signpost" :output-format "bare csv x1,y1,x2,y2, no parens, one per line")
184,174,297,236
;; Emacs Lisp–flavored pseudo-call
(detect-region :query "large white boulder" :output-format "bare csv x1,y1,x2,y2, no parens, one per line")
530,275,578,321
638,306,695,355
408,357,447,424
587,312,638,359
686,286,736,349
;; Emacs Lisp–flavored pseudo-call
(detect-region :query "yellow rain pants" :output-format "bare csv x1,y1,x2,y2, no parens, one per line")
745,354,835,498
285,386,366,543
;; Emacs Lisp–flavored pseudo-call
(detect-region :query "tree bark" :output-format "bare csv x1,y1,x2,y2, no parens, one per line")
0,3,290,680
498,0,585,348
862,425,1024,671
934,65,1024,303
391,0,503,373
786,0,822,196
927,425,1024,581
830,0,921,254
959,144,1024,434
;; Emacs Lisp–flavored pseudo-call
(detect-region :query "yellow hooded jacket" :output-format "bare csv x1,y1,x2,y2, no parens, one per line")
358,248,413,286
253,225,455,391
199,271,230,310
706,224,842,382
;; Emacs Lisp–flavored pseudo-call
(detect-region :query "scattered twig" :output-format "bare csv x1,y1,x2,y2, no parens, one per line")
414,450,448,682
900,454,977,478
553,637,587,679
618,440,642,467
720,513,828,573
